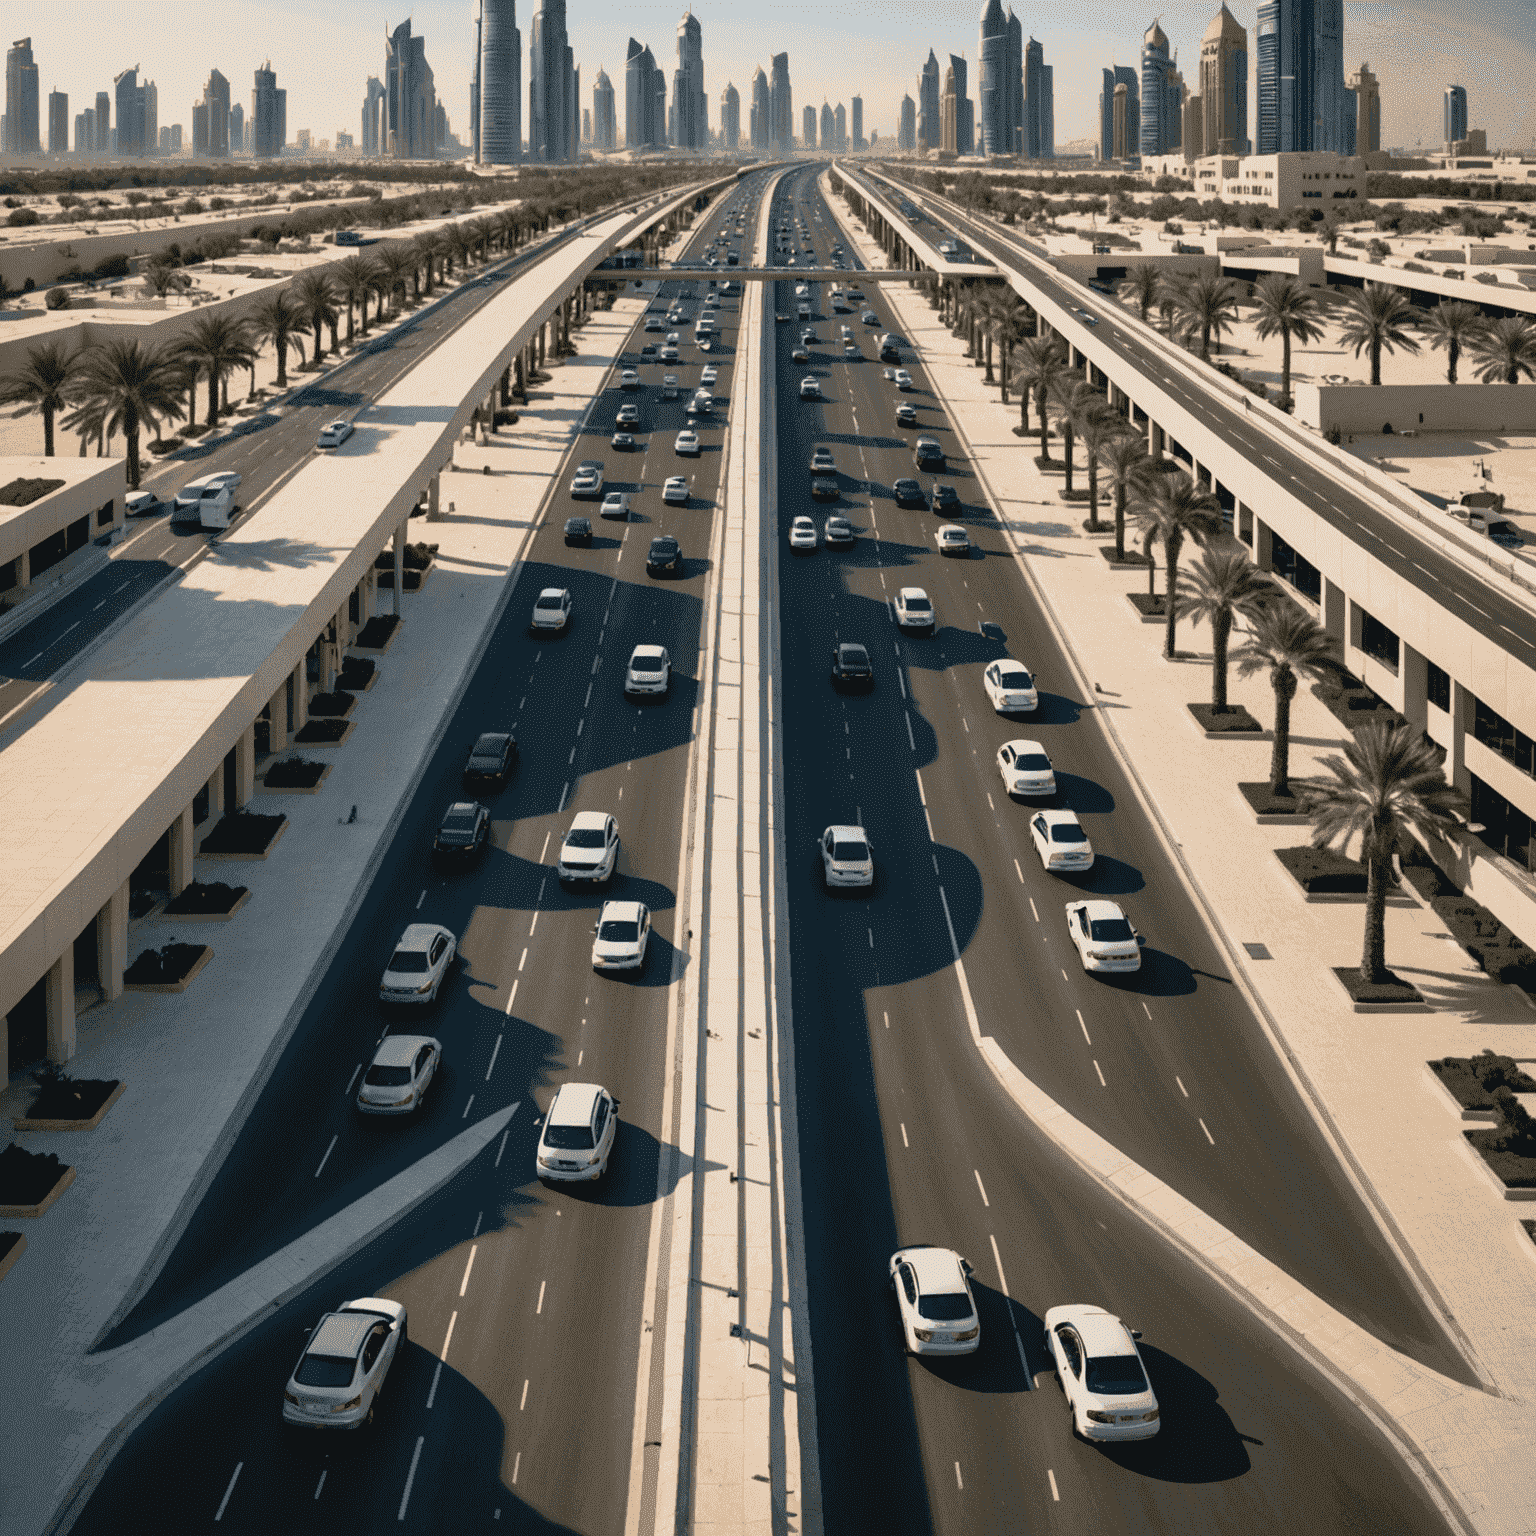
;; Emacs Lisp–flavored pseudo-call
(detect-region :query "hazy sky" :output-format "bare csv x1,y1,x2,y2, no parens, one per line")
10,0,1534,157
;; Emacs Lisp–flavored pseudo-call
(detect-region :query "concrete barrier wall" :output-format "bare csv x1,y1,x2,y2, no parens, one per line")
1049,251,1213,282
1327,252,1536,315
1296,381,1536,434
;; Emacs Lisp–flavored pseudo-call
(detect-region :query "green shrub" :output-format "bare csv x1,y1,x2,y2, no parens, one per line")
43,286,68,310
92,253,129,279
6,206,39,226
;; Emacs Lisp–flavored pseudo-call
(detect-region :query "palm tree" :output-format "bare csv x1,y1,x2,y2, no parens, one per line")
1173,271,1241,362
1302,722,1464,986
249,291,306,390
62,340,181,489
991,293,1034,406
1336,283,1421,386
1468,315,1536,385
413,233,442,297
1251,274,1327,407
1421,300,1487,384
334,254,377,345
1117,265,1162,324
1232,603,1337,798
174,312,255,429
0,339,80,455
1177,549,1279,712
1100,433,1156,564
1132,472,1224,659
375,247,416,315
1077,401,1129,533
1011,334,1067,457
1048,376,1101,495
1156,273,1185,335
293,271,339,368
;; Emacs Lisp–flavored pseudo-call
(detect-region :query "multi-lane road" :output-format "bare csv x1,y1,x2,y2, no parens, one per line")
69,173,774,1535
771,164,1456,1534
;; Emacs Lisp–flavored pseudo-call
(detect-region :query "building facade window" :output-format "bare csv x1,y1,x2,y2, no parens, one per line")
1359,610,1400,670
1427,661,1451,713
1474,696,1535,778
1268,531,1321,604
1470,773,1535,873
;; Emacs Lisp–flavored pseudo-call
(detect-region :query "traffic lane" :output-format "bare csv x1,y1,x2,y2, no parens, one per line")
817,283,1469,1379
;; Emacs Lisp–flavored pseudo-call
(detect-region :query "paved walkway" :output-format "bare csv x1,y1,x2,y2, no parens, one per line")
0,296,648,1536
831,185,1536,1533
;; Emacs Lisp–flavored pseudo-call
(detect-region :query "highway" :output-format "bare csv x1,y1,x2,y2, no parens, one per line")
843,163,1536,675
68,173,775,1536
771,166,1457,1533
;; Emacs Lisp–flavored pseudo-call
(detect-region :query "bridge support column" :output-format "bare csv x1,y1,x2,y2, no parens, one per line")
45,949,74,1064
394,520,407,616
169,803,195,898
267,682,288,753
97,880,128,1006
234,723,256,809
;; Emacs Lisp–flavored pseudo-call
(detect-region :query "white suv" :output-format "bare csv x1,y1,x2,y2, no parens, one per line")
536,1082,619,1182
558,811,619,885
625,644,671,697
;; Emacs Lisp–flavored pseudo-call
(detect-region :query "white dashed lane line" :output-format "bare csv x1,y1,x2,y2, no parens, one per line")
973,1169,989,1207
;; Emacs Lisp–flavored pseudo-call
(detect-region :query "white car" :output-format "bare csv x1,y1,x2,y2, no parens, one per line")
569,460,604,498
675,430,702,455
701,365,719,385
1064,900,1144,974
818,824,873,889
530,587,572,632
172,470,241,522
984,659,1038,713
625,643,672,697
558,810,619,885
356,1035,441,1115
936,524,970,558
666,331,681,345
894,369,914,391
620,369,641,389
663,476,690,505
698,337,714,352
600,491,631,520
889,1246,980,1356
1030,810,1094,873
283,1298,406,1430
591,899,651,970
379,922,457,1004
1045,1304,1160,1441
894,587,934,633
789,515,818,551
536,1082,618,1183
799,377,821,399
997,739,1056,798
843,341,859,359
660,345,680,363
125,489,161,516
316,419,355,449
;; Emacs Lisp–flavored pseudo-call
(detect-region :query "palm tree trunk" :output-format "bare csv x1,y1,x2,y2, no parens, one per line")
1163,544,1182,659
1086,460,1100,532
275,338,289,389
1370,339,1382,387
1114,484,1127,562
42,403,54,457
125,418,141,490
1447,339,1458,384
207,366,219,428
1037,386,1049,461
1144,539,1157,595
1212,610,1230,711
1269,673,1296,794
247,361,257,398
1360,854,1390,984
346,306,355,346
1063,423,1075,493
983,332,993,385
1281,330,1292,405
313,319,323,365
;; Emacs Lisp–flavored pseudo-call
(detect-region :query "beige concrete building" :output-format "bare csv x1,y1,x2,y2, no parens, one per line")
0,460,125,621
1182,92,1204,161
1348,62,1380,155
1144,149,1363,213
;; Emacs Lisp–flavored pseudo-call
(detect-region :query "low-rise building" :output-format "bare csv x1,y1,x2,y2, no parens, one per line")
0,460,124,620
1141,150,1364,213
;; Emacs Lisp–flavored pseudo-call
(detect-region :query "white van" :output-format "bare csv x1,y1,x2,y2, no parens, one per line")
172,472,241,529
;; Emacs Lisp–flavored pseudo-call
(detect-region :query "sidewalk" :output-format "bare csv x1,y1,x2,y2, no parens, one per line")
830,191,1536,1527
0,296,647,1536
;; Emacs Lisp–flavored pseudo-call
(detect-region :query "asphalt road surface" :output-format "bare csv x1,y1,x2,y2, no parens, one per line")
70,172,775,1536
772,165,1456,1536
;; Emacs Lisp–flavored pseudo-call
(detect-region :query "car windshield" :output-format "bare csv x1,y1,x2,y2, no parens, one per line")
999,669,1033,689
916,1290,973,1321
567,829,607,849
442,809,478,832
652,540,678,555
544,1124,595,1150
295,1353,357,1388
1051,825,1085,843
365,1064,414,1087
1017,754,1051,772
388,949,430,973
832,839,869,862
536,594,564,609
905,599,930,613
1086,1354,1149,1395
840,648,868,665
598,919,640,942
1089,917,1135,944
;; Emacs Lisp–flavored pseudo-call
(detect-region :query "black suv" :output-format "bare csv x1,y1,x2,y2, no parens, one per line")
433,800,491,866
830,642,874,692
564,516,592,547
463,732,517,791
646,535,683,578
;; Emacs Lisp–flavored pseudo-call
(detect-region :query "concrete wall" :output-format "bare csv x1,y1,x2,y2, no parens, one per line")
1296,381,1536,434
1051,251,1213,282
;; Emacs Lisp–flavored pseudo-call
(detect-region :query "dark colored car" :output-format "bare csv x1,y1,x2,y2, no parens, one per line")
893,478,924,507
463,732,518,791
824,516,855,547
810,477,840,501
831,643,874,691
930,484,960,513
564,517,592,546
646,535,683,578
915,438,946,470
880,345,901,363
639,344,658,358
433,800,490,865
895,402,919,429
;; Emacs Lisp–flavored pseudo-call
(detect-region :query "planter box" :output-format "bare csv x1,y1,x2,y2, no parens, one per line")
1125,592,1166,624
0,1231,24,1281
0,1163,74,1219
1238,781,1310,823
1330,965,1428,1013
17,1080,125,1131
1098,546,1153,571
294,719,355,749
1425,1061,1502,1124
338,660,377,692
199,815,288,861
124,944,213,994
352,615,400,654
376,560,434,593
260,769,331,797
1188,703,1266,740
1461,1134,1536,1202
1275,845,1407,904
161,887,251,921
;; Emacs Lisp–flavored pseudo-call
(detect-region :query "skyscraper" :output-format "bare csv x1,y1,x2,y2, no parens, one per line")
478,0,522,163
229,101,244,153
1139,20,1181,156
978,0,1008,156
76,108,94,154
672,12,707,150
1023,38,1051,158
4,38,40,155
94,91,109,152
530,0,573,162
114,66,146,156
626,39,664,149
1004,8,1024,155
194,69,230,158
750,66,769,150
918,50,940,152
253,61,283,157
898,94,916,152
721,82,739,150
820,101,834,151
1200,5,1247,155
1445,84,1468,149
835,101,847,153
1346,62,1378,155
47,89,66,154
361,77,385,155
1101,66,1138,161
851,96,863,150
803,104,817,149
594,69,616,150
947,56,972,155
1256,0,1347,153
385,20,437,158
942,63,958,155
769,53,792,153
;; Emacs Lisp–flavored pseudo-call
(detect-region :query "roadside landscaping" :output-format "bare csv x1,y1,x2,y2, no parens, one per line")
353,614,400,652
1403,849,1536,987
162,880,250,918
262,757,328,791
0,1144,73,1217
198,810,287,857
338,655,376,691
1432,1052,1536,1113
375,541,438,592
16,1065,124,1131
123,942,212,993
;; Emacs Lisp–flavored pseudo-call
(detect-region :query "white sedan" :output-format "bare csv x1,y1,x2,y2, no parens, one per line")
789,515,818,550
569,461,604,498
1064,900,1143,973
624,643,672,697
619,369,641,389
1045,1304,1160,1440
799,377,821,400
600,491,631,520
356,1035,441,1115
894,369,914,391
675,430,702,455
591,900,651,971
893,587,934,633
701,365,719,385
997,739,1056,798
818,824,873,889
558,811,620,885
530,587,572,632
663,476,690,504
283,1298,406,1431
378,922,457,1004
889,1246,980,1356
984,659,1038,713
1030,810,1094,873
936,524,971,558
316,419,355,449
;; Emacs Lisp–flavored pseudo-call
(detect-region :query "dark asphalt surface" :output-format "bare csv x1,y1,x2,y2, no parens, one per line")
70,175,775,1536
775,166,1457,1535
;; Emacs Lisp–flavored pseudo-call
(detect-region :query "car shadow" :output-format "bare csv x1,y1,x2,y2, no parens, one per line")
1054,771,1116,815
913,1282,1040,1396
1074,854,1146,897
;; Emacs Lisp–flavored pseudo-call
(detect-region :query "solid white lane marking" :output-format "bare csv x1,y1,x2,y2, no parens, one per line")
1015,1330,1031,1382
1143,1002,1153,1019
459,1245,479,1297
440,1309,458,1359
505,979,519,1014
1014,859,1023,883
416,889,426,910
900,1122,909,1147
558,780,570,811
520,1379,530,1411
398,1436,425,1520
512,1451,522,1485
314,1135,338,1178
989,1232,1009,1296
485,1035,503,1080
1200,1118,1216,1145
1062,968,1069,981
461,1094,475,1118
1176,1075,1188,1098
1077,1010,1091,1045
536,1281,546,1315
914,768,927,805
883,1011,890,1029
528,911,539,936
473,1209,483,1238
868,928,875,948
974,1169,989,1207
955,1463,964,1491
1094,1060,1106,1087
539,830,552,862
1029,898,1039,920
905,712,916,750
1048,1469,1060,1502
214,1463,242,1521
519,948,528,972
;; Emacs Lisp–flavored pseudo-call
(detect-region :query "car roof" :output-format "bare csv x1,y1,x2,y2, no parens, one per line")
792,514,815,525
995,658,1031,672
472,731,510,749
1054,1305,1138,1354
1077,899,1126,922
1004,738,1047,754
443,799,481,817
537,586,569,599
372,1033,438,1067
631,643,668,661
548,1081,605,1125
599,899,646,922
824,823,867,839
1037,809,1082,827
396,922,450,948
938,524,966,537
666,474,687,484
568,810,610,832
898,587,929,601
898,1245,969,1294
306,1311,376,1360
838,642,869,656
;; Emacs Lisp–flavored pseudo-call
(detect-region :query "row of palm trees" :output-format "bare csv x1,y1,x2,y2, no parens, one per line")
0,215,521,488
